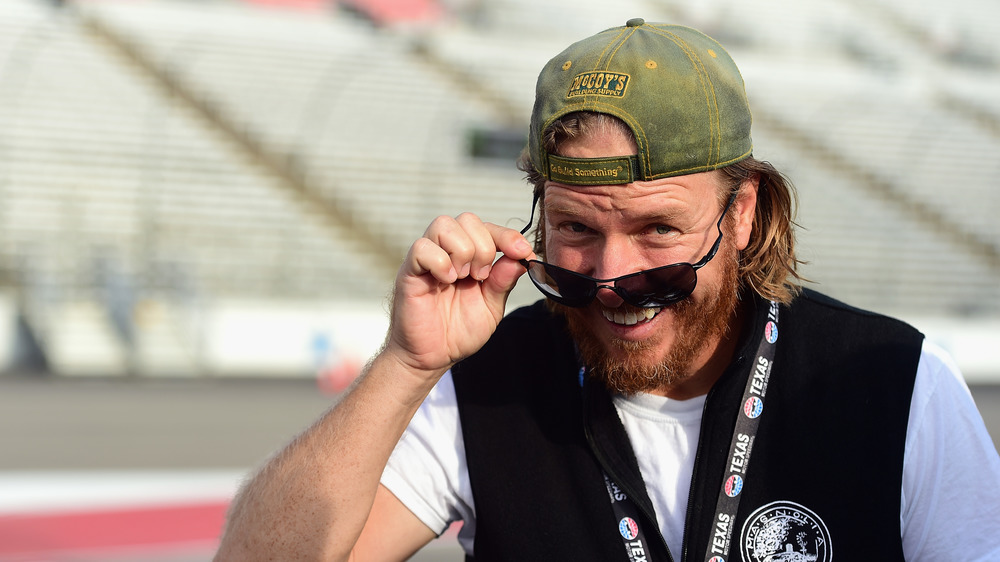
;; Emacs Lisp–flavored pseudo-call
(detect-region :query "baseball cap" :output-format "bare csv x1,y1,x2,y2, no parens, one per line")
528,18,753,186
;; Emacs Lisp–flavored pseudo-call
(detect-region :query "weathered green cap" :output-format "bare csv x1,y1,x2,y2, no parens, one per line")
528,19,753,185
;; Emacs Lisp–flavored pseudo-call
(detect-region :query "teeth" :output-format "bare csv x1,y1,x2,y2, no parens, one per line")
603,307,661,326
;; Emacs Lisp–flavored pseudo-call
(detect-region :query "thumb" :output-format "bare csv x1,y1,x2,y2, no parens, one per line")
481,255,529,313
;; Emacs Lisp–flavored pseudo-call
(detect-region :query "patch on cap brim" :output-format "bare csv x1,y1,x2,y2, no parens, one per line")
547,154,638,185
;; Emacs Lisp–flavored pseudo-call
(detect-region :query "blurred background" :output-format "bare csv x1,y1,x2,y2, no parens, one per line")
0,0,998,559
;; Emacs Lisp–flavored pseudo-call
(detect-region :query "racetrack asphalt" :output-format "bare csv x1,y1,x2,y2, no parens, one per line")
1,375,997,560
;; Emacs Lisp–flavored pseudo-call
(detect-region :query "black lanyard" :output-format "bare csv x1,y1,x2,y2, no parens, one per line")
597,300,780,562
702,300,779,562
603,470,655,562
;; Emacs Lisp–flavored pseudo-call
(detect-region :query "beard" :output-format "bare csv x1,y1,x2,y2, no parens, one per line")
560,246,741,395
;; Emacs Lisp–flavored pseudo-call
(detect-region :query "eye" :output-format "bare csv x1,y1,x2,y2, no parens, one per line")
560,222,589,234
643,224,679,246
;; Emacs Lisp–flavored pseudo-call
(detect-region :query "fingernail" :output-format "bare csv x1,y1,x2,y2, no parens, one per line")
460,263,471,278
516,239,531,253
476,265,491,280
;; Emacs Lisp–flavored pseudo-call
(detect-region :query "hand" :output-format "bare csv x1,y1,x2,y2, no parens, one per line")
385,213,534,376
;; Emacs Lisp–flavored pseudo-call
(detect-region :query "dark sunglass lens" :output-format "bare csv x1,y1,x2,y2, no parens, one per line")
617,264,698,306
527,262,595,307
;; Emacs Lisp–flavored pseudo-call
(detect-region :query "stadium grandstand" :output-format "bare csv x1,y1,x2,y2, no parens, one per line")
1,0,999,380
1,1,999,559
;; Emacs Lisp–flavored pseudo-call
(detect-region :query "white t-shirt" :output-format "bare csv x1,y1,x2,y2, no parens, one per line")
381,341,1000,559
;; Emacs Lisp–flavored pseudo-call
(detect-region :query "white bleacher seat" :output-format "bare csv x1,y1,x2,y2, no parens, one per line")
1,0,998,377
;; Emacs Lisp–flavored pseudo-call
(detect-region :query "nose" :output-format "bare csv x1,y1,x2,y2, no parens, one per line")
591,242,633,308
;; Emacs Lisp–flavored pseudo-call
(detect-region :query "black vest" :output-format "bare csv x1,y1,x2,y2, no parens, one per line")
452,290,923,562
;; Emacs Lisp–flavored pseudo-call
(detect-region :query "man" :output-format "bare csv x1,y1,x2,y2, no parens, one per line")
216,19,1000,561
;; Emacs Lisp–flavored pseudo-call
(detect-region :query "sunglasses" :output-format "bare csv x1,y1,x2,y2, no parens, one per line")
517,190,737,308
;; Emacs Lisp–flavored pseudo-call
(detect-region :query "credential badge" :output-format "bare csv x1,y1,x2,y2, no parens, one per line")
740,501,832,562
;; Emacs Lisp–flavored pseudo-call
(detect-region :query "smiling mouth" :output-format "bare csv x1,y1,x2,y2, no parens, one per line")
601,307,662,326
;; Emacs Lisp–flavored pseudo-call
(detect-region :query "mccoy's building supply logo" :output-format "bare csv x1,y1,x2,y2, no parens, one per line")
568,71,630,98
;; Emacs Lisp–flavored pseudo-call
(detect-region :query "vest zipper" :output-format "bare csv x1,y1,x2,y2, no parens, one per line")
680,305,759,561
679,382,719,562
585,429,675,562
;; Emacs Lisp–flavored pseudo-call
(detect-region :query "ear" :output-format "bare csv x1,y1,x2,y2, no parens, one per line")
732,176,758,252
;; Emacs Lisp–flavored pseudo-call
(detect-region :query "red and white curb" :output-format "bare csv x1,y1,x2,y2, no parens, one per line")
0,471,243,561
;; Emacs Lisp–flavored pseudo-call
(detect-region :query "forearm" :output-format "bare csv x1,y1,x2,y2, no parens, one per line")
215,352,445,561
215,215,531,559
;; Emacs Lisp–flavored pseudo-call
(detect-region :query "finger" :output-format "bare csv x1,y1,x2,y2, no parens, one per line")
423,214,494,280
402,236,458,284
481,254,529,302
421,215,478,278
478,225,536,310
455,213,501,281
484,222,534,262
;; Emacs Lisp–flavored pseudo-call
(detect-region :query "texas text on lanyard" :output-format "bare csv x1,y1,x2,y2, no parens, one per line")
597,300,780,562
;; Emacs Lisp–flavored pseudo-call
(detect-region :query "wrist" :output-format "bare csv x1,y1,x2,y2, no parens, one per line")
363,347,449,409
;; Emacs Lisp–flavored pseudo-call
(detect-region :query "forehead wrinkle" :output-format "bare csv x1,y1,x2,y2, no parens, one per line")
546,183,695,226
603,186,692,222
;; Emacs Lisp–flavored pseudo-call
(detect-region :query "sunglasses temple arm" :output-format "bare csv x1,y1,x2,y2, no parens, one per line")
692,189,738,269
520,192,539,235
